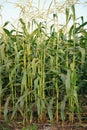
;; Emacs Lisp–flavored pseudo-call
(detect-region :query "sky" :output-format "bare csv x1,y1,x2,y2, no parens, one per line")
0,0,87,27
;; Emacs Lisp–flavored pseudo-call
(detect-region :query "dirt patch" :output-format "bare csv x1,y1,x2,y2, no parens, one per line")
0,120,87,130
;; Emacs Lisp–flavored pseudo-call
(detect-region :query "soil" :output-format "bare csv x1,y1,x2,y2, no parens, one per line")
0,118,87,130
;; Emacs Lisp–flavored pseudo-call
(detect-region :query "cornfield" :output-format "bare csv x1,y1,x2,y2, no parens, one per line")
0,0,87,127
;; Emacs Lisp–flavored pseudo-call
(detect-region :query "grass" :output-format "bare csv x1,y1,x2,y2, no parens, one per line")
0,0,87,126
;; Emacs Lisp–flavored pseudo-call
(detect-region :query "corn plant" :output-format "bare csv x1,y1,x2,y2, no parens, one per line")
0,0,87,125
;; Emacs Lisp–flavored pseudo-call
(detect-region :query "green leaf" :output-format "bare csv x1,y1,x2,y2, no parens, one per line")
3,21,10,27
0,44,5,62
60,96,67,122
37,97,41,117
11,89,34,120
75,22,87,33
4,95,11,123
71,69,77,86
78,46,85,64
47,98,54,122
21,71,27,94
65,69,71,95
3,28,11,36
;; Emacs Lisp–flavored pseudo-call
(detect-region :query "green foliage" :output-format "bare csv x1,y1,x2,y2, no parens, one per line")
22,124,37,130
0,1,87,125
